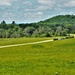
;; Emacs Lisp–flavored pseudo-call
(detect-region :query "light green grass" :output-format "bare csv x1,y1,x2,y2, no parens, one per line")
0,38,75,75
70,34,75,36
0,37,52,46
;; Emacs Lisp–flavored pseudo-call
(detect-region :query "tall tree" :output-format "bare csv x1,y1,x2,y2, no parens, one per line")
0,20,7,29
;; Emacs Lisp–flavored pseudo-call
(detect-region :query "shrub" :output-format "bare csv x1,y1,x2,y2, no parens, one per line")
53,38,58,41
65,36,74,39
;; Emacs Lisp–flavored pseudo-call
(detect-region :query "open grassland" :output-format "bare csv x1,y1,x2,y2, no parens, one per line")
0,37,52,46
0,38,75,75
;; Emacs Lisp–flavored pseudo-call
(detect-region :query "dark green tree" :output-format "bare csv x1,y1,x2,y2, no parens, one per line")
0,20,7,29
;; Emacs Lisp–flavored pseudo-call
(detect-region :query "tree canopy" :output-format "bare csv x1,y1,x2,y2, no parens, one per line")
0,15,75,38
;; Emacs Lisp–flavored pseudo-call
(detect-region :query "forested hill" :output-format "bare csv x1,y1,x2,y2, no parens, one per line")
38,15,75,26
0,15,75,38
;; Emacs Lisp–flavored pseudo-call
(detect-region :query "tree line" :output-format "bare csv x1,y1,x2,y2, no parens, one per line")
0,15,75,38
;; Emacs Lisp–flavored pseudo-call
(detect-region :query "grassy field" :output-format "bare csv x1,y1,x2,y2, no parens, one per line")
0,37,52,46
0,38,75,75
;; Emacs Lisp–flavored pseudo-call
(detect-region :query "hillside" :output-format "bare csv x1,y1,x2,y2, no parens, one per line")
0,15,75,38
38,15,75,26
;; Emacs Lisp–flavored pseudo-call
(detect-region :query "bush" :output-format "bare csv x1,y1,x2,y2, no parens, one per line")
53,38,58,41
65,36,74,39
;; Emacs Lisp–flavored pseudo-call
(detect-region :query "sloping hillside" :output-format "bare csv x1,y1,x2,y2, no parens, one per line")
38,15,75,26
0,15,75,38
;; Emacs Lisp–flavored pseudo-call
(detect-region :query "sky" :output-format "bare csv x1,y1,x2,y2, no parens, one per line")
0,0,75,23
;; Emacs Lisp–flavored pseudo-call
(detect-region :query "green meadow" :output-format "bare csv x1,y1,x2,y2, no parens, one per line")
0,38,75,75
0,38,51,46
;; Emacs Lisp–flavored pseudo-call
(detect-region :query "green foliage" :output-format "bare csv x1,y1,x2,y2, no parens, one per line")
0,15,75,38
0,20,7,29
23,27,35,37
40,15,75,25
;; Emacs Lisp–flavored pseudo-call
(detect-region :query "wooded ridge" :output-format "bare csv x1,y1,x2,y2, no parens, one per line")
0,15,75,38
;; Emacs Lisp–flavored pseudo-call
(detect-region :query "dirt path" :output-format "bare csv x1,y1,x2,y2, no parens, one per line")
0,40,53,49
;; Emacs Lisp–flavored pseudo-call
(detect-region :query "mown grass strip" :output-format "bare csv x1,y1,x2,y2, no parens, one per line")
0,40,53,49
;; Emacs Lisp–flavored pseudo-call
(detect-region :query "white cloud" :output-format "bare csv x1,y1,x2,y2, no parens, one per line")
2,12,15,18
1,12,16,22
36,6,50,10
64,0,75,7
23,1,32,6
25,5,51,12
37,12,43,15
38,0,55,6
25,8,38,12
0,0,17,6
24,11,43,20
25,6,47,12
0,0,11,6
59,11,74,15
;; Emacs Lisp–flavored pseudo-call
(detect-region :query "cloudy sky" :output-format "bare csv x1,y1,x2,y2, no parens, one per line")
0,0,75,23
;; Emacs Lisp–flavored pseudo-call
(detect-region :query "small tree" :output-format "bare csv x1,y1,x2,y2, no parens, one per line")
0,20,7,29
